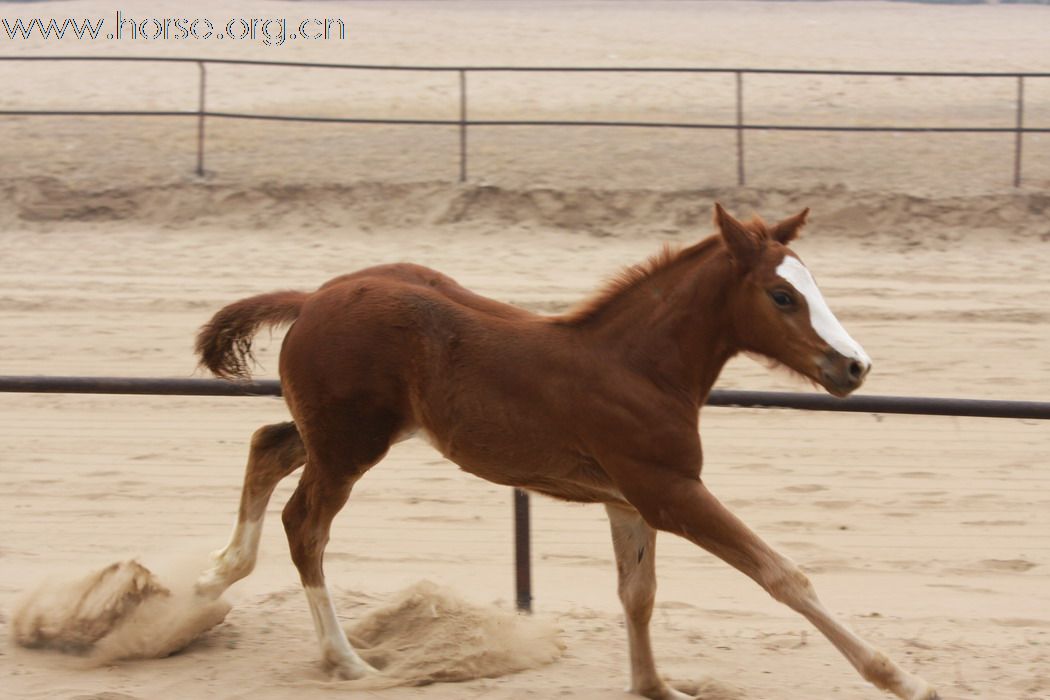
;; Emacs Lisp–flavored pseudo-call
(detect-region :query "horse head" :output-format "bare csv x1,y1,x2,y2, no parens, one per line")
716,203,871,397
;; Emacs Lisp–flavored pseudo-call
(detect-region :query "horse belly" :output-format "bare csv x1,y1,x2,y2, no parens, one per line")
412,416,622,504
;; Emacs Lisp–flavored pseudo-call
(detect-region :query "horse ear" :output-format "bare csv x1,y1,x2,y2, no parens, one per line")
770,207,809,245
714,202,762,270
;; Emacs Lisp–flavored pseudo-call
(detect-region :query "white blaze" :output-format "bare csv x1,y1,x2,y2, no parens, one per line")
775,256,870,365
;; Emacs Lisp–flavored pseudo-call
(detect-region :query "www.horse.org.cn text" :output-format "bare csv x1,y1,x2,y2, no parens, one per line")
0,12,347,47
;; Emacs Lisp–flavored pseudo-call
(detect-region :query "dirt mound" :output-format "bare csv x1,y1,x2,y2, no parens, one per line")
11,559,230,663
4,177,1049,242
340,580,564,686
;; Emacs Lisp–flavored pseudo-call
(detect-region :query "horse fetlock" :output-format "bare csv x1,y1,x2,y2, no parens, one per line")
194,549,255,597
860,651,938,700
323,650,378,681
193,570,226,598
221,550,255,579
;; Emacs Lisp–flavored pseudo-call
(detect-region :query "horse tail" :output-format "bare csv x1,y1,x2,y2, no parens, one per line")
196,290,310,380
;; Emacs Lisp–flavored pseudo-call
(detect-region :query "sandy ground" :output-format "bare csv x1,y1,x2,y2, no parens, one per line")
2,2,1050,700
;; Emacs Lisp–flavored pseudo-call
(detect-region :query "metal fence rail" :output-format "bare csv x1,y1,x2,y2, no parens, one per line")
1,56,1047,185
5,374,1048,611
3,375,1049,419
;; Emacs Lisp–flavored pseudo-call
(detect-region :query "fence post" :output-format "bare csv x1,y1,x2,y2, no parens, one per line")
196,61,207,177
459,69,468,183
735,70,745,186
1013,75,1025,188
513,488,532,612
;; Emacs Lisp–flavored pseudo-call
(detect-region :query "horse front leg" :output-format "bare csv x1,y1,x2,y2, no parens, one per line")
605,504,691,700
624,472,939,700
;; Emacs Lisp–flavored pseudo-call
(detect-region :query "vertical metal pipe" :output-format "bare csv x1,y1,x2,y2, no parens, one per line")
735,71,745,186
1013,75,1025,188
196,61,207,177
513,488,532,613
459,69,468,183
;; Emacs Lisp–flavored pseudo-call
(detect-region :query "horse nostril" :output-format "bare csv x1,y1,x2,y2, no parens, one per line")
848,360,865,380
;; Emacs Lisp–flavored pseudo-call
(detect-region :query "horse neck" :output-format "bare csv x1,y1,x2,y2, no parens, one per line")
583,245,738,407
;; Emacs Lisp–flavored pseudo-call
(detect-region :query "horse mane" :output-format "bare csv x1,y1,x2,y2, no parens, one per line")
558,234,728,325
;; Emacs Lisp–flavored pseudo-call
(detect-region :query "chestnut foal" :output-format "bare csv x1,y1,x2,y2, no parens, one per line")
194,204,938,700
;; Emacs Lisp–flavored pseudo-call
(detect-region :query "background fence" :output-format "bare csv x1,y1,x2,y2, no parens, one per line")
1,56,1048,186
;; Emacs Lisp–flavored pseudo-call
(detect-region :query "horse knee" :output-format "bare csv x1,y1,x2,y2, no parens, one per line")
618,571,656,613
619,589,653,617
764,564,816,611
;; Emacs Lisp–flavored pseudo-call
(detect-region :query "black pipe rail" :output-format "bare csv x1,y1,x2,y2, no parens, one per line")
0,56,1046,185
3,373,1047,612
0,375,281,397
2,375,1048,420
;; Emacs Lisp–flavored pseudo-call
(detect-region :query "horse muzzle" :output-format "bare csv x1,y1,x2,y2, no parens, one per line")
818,349,871,397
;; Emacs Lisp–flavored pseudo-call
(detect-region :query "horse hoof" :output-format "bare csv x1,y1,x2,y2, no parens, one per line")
632,684,694,700
911,685,941,700
327,658,380,681
663,689,695,700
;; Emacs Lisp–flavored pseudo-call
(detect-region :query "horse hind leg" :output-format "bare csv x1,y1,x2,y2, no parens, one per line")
282,463,384,679
281,415,398,680
196,421,306,598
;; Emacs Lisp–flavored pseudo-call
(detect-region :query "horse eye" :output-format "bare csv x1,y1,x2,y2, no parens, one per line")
770,290,794,308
